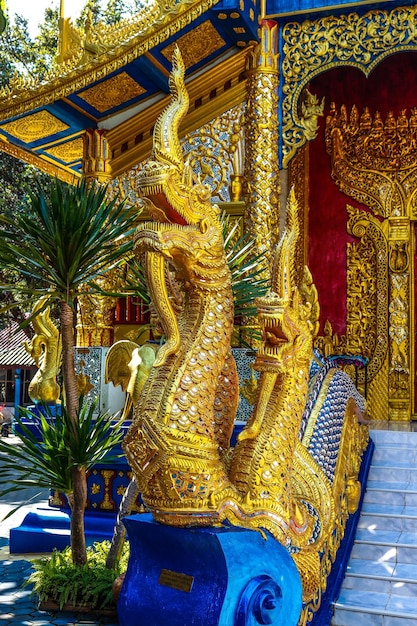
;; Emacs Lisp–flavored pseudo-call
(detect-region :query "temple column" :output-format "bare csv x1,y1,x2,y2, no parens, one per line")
77,128,117,348
388,217,411,421
82,128,113,183
244,20,280,281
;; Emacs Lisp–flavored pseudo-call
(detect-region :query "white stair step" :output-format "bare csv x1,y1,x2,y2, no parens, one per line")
333,589,417,625
332,428,417,625
368,461,417,487
367,465,417,485
342,559,417,596
350,539,417,563
358,504,417,531
372,447,417,465
369,429,417,445
364,485,417,507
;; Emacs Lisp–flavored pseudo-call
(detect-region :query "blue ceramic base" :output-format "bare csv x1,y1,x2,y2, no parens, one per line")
118,514,302,626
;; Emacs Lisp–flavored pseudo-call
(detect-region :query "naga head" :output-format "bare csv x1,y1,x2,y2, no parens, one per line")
255,188,319,365
135,46,214,227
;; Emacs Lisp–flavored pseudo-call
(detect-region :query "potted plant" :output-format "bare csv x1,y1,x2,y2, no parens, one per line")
0,175,137,565
26,540,129,614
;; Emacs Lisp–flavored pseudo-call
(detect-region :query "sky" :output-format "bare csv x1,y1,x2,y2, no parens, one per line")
7,0,100,36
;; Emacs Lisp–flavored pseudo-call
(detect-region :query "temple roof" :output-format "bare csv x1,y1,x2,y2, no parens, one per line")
0,0,403,180
0,0,257,181
0,323,35,369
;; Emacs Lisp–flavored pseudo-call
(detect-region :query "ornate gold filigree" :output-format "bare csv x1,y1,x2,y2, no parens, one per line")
326,105,415,420
78,72,146,113
343,206,389,418
325,104,417,218
244,20,280,280
161,20,226,69
1,111,69,143
389,273,410,410
281,5,417,167
45,137,83,164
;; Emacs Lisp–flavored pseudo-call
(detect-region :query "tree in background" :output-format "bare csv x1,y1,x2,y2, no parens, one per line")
0,1,141,329
0,177,138,565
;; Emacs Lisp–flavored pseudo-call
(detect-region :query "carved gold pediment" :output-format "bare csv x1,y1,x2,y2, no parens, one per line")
326,104,417,219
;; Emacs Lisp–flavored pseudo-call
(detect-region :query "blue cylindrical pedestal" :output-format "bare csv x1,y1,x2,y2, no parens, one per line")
118,514,302,626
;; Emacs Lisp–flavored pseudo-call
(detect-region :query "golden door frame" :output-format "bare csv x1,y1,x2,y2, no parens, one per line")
319,105,417,422
279,4,417,422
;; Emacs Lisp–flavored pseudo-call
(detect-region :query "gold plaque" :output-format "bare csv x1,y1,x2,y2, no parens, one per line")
45,137,83,163
158,569,194,593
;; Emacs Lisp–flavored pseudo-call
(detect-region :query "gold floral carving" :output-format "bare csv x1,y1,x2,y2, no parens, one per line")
325,105,417,218
289,143,309,269
161,21,226,69
326,106,415,420
344,205,388,370
182,104,244,202
389,273,410,412
1,111,69,143
343,206,389,419
45,137,83,164
281,5,417,167
244,21,280,280
78,72,146,113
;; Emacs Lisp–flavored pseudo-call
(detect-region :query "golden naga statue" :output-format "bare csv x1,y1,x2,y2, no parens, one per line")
124,48,368,606
25,297,62,404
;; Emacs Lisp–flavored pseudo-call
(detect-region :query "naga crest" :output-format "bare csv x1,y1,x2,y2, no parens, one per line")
256,187,320,363
135,46,214,227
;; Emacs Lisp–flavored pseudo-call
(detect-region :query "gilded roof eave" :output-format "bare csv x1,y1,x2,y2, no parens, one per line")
0,0,222,122
0,139,79,183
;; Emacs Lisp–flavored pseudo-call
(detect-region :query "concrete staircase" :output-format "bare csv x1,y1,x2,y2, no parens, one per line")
332,428,417,626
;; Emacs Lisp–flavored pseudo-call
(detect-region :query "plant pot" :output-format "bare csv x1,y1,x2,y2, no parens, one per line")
39,599,117,617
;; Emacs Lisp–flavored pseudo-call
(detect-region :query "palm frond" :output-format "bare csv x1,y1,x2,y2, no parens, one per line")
0,399,124,512
0,177,139,310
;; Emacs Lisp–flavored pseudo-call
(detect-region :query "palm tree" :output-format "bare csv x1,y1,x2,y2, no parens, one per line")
0,176,137,565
